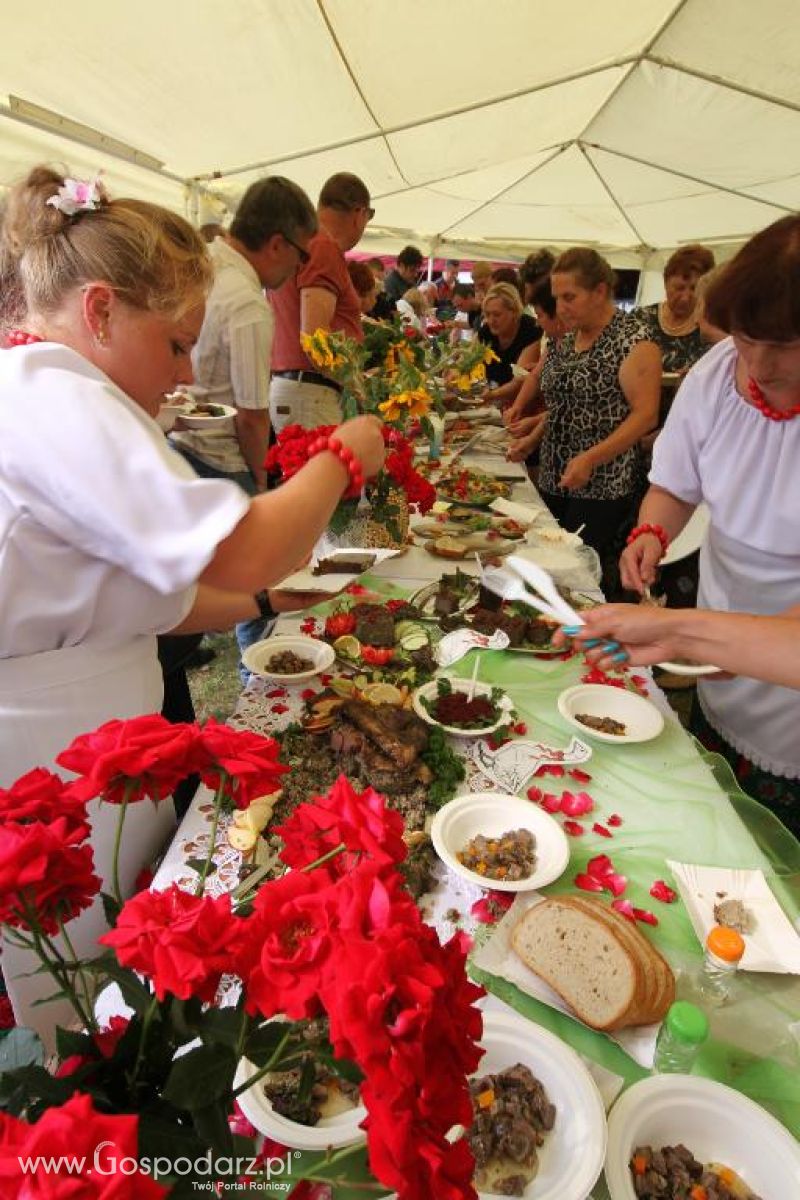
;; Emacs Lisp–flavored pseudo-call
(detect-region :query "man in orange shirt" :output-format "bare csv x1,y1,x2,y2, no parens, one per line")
270,173,374,430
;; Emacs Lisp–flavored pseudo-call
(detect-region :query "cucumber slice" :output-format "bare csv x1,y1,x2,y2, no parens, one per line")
399,631,429,652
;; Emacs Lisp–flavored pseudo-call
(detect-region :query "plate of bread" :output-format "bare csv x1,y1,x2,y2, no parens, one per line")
472,892,676,1068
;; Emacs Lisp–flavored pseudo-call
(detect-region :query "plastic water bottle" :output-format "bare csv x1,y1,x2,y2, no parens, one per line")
427,413,445,461
653,1001,709,1073
696,925,745,1007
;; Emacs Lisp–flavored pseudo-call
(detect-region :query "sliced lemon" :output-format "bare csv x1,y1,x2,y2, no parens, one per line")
329,676,357,697
332,635,361,660
361,682,404,706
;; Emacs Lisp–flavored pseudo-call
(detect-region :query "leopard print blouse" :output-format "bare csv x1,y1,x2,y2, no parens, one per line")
538,309,654,501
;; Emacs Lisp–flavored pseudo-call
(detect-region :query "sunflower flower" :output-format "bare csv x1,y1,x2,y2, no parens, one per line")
378,388,432,423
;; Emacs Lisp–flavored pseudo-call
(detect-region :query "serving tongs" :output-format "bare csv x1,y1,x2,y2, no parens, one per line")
479,554,585,628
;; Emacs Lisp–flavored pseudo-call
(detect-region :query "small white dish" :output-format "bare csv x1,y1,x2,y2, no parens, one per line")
431,792,569,892
474,1011,607,1200
242,634,334,682
656,658,722,676
234,1054,366,1151
557,684,664,745
412,678,514,738
179,402,237,428
156,402,189,432
605,1074,800,1200
666,859,800,973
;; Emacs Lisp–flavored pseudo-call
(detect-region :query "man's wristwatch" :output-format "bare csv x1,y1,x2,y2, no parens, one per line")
253,590,277,620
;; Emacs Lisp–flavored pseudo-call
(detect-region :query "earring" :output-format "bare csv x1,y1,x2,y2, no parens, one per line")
96,327,108,346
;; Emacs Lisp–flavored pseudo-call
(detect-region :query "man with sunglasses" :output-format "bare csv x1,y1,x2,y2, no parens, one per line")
270,172,374,431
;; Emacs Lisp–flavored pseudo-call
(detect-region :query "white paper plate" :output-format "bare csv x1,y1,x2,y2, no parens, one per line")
408,578,478,619
242,634,334,682
431,792,570,893
666,859,800,973
412,678,514,737
655,659,722,676
558,684,664,745
605,1075,800,1200
156,402,188,432
178,402,237,428
234,1054,366,1151
473,1011,607,1200
278,547,403,593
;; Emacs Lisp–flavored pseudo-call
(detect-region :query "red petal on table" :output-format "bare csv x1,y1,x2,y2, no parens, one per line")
540,793,561,814
320,673,333,685
606,872,628,897
535,764,565,777
606,813,623,827
471,892,514,924
592,822,612,838
650,880,678,904
561,790,594,817
575,872,606,893
512,721,528,736
633,907,659,926
526,785,543,803
569,768,592,783
631,674,649,690
346,583,369,595
612,898,636,921
587,853,614,879
301,688,318,700
266,687,287,698
563,820,586,836
270,703,289,714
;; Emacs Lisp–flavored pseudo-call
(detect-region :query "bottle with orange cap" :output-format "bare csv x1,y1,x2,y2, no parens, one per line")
697,925,745,1007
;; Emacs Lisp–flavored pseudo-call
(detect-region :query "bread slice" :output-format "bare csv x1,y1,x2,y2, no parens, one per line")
559,895,675,1026
511,898,641,1031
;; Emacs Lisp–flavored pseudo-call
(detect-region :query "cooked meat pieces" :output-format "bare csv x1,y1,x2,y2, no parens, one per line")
343,699,428,767
351,603,395,647
468,1064,556,1197
470,608,528,646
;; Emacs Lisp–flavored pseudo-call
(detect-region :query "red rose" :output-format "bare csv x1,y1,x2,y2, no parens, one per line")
194,719,287,809
276,775,407,877
0,818,99,934
0,768,90,843
0,995,14,1030
0,1092,167,1198
100,885,245,1002
56,1015,131,1079
238,869,338,1020
58,715,199,804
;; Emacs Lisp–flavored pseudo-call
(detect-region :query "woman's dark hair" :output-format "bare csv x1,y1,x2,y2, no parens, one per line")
552,248,616,295
704,216,800,341
531,277,557,319
663,243,715,282
230,176,317,252
490,266,522,298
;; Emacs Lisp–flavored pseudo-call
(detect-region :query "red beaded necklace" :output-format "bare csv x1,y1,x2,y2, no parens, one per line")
747,377,800,422
5,329,44,347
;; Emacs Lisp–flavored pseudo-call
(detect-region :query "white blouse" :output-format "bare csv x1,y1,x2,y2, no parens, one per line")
0,344,249,657
650,337,800,557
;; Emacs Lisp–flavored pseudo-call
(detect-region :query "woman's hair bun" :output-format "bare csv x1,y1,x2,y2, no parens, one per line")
1,166,73,260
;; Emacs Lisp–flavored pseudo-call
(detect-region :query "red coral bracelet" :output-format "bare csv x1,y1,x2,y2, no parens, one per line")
626,522,669,557
307,434,365,498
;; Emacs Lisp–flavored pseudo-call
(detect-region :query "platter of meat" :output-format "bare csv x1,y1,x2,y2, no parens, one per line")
434,467,512,508
469,1010,606,1200
605,1075,799,1200
322,600,438,688
423,577,590,654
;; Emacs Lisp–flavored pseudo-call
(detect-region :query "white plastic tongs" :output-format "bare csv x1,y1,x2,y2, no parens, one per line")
479,554,585,628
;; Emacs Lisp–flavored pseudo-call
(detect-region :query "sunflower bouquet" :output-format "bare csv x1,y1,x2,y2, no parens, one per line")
276,324,496,543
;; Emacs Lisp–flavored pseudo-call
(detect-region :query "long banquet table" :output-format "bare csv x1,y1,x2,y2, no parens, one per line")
154,449,800,1195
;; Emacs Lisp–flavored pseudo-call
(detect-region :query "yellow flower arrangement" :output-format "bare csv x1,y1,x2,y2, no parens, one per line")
378,387,433,423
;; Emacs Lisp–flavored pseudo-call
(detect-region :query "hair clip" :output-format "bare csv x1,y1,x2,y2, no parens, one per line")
46,174,104,217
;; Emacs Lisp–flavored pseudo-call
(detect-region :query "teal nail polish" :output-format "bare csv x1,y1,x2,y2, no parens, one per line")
583,638,603,649
602,640,620,651
561,625,581,635
611,651,628,663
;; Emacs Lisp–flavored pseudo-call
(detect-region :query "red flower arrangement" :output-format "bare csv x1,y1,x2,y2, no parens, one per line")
0,716,485,1199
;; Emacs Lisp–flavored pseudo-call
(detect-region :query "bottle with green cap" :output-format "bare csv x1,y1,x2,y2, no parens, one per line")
697,925,745,1007
653,1000,709,1073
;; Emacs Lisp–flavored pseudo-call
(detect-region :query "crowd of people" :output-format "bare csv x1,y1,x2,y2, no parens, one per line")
0,160,799,1037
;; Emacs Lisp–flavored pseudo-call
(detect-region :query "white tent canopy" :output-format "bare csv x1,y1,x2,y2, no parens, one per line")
1,0,798,278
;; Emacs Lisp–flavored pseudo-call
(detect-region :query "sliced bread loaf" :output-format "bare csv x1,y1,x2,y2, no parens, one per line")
511,897,641,1031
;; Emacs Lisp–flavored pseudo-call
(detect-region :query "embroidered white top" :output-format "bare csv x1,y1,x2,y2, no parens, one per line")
0,343,248,657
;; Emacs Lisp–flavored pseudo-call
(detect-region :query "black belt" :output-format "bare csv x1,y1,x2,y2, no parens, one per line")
272,369,342,393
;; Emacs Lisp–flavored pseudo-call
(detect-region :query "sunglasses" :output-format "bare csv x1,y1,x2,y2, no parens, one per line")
282,233,311,266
